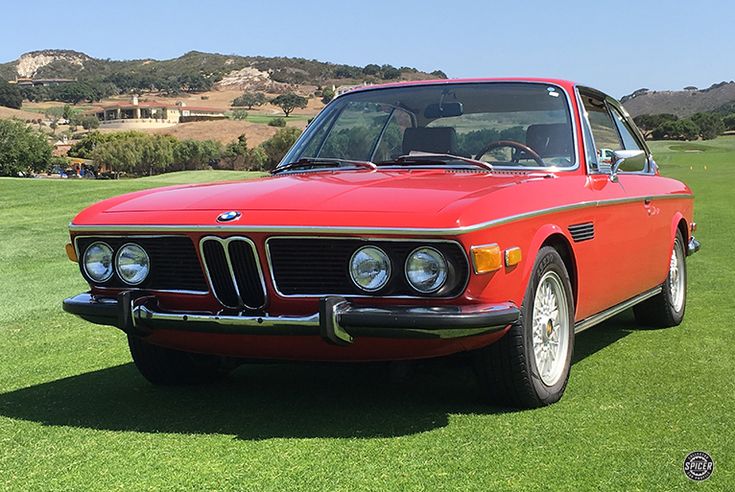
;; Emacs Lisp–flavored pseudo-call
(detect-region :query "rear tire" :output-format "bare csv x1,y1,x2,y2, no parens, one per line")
633,231,687,328
128,336,229,385
473,246,575,408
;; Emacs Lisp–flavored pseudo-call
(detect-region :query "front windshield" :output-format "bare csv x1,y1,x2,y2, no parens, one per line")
282,82,575,169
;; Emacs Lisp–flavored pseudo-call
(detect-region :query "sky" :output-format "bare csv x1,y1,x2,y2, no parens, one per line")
0,0,731,98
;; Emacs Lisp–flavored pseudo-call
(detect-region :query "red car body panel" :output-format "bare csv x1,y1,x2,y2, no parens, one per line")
67,78,695,361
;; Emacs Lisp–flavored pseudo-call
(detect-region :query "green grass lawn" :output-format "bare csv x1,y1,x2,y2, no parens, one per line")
229,113,310,126
0,139,733,490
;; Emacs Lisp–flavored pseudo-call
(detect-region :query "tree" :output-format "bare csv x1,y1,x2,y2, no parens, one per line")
173,139,222,170
691,112,725,140
69,131,114,159
653,119,700,141
0,119,52,176
70,113,100,130
634,114,678,139
723,113,735,131
321,87,335,104
381,66,401,80
270,93,308,117
259,127,302,169
430,70,448,79
362,64,380,76
232,92,267,109
0,80,23,109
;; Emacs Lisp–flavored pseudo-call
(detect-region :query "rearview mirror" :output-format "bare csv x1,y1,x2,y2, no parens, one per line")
424,102,463,119
610,150,646,182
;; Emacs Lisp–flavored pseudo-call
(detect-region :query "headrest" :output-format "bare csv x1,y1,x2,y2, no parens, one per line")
526,123,572,158
402,127,457,155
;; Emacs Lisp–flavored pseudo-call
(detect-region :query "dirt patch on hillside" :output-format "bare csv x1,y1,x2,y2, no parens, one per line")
144,120,279,145
0,106,45,121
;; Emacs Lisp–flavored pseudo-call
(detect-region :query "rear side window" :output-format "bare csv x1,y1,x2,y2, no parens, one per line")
610,106,643,151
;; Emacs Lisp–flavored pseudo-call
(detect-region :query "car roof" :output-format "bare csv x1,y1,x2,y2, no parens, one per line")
344,77,583,96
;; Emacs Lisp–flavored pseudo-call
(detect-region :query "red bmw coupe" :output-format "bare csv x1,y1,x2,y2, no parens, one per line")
63,78,699,407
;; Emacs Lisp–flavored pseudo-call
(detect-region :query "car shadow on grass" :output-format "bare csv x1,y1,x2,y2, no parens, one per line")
0,311,638,440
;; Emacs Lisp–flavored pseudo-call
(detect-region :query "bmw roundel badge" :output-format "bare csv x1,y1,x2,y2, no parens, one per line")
217,211,241,223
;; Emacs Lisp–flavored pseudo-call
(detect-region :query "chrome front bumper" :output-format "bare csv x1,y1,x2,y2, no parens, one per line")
63,292,519,345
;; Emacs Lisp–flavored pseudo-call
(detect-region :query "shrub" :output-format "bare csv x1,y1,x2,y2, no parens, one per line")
268,117,286,127
230,109,248,120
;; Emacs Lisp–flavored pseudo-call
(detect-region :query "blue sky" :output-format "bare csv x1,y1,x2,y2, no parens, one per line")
1,0,731,97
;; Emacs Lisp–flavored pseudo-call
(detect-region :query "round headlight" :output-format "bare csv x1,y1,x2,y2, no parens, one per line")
115,243,150,285
405,247,448,294
349,246,391,292
83,241,114,283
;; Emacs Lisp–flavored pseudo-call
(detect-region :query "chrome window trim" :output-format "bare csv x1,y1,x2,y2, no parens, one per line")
576,85,655,176
199,235,268,310
69,193,694,237
264,236,470,300
73,234,209,295
279,80,581,173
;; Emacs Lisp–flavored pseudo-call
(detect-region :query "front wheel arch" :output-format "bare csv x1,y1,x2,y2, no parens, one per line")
518,225,578,313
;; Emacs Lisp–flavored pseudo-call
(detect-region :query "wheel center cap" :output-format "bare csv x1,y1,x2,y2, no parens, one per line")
546,319,554,337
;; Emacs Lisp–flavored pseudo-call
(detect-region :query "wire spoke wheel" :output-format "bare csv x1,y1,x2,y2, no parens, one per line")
669,241,686,312
531,271,570,386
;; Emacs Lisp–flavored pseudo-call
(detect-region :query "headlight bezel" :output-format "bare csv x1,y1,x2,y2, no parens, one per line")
349,245,392,293
82,241,115,283
404,246,449,294
114,242,151,286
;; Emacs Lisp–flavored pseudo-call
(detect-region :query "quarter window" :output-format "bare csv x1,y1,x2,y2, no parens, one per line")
610,106,643,151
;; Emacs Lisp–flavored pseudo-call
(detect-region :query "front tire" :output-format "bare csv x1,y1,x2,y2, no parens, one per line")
128,336,229,385
633,231,687,328
474,246,575,408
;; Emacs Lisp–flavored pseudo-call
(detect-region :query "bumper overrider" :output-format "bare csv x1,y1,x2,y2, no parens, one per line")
62,292,519,345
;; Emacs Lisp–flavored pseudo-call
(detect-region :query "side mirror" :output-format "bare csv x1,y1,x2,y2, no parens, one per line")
610,150,646,182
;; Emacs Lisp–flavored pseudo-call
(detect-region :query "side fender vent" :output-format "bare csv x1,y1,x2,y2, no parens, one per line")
568,222,595,242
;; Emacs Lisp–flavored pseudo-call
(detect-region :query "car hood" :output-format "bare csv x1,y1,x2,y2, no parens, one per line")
72,169,554,230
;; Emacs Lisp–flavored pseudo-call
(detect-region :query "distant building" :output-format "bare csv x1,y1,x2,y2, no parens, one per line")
10,77,77,87
334,82,373,97
93,96,226,129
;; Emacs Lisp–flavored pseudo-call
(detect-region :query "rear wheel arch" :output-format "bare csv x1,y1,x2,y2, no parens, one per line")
671,212,689,244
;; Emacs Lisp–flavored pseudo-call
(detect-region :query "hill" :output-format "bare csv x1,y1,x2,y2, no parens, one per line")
0,49,447,94
621,81,735,117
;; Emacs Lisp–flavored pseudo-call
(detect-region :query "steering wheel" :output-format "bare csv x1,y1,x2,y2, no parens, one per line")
475,140,545,167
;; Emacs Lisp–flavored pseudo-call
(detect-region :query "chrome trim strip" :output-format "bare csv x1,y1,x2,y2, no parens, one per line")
134,304,320,332
264,236,470,299
73,235,209,295
70,194,694,237
199,236,268,310
574,286,662,334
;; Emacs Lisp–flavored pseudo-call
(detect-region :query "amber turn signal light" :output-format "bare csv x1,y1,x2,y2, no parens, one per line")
505,247,522,267
471,244,502,274
65,243,78,262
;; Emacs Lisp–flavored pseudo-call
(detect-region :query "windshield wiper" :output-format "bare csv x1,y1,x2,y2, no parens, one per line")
272,157,377,175
377,153,494,171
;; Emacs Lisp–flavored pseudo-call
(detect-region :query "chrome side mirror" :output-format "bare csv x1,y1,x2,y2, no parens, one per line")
610,150,646,182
